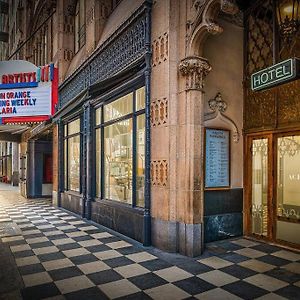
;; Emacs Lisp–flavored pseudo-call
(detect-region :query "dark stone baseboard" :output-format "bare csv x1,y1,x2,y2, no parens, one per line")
91,200,144,243
204,188,243,243
61,192,83,215
151,218,203,257
204,212,243,243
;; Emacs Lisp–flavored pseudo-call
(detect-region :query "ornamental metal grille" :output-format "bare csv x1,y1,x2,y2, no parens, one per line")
244,0,300,131
245,0,273,80
59,14,146,107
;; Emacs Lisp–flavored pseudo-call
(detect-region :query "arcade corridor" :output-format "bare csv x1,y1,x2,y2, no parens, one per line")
0,187,299,299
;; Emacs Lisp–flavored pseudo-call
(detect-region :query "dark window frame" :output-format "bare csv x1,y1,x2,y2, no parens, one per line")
94,85,146,208
63,117,82,193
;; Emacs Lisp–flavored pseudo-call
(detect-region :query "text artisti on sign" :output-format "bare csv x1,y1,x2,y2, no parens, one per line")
0,60,58,124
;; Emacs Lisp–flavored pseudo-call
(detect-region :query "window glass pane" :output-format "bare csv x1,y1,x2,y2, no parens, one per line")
276,135,300,244
68,119,80,135
277,135,300,220
64,124,67,136
96,128,101,197
104,120,132,204
64,140,67,189
136,86,145,111
104,93,133,122
68,135,80,192
136,114,145,207
251,138,268,236
95,107,102,125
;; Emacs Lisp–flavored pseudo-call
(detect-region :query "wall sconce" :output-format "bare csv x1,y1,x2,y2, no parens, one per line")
276,0,300,38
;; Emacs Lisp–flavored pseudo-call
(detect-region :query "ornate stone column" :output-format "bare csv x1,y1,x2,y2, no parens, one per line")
178,55,211,256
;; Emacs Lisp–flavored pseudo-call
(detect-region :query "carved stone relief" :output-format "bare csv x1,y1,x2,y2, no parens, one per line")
151,160,168,187
152,33,168,67
63,49,74,62
86,6,95,26
205,92,240,142
63,15,74,34
187,0,239,55
179,56,211,91
150,97,168,127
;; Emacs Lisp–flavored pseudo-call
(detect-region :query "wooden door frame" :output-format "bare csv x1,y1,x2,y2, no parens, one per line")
245,130,300,249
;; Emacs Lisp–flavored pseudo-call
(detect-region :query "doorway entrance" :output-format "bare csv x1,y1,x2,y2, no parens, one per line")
246,132,300,248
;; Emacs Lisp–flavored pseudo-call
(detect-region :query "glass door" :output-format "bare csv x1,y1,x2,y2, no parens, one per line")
250,137,271,238
275,134,300,245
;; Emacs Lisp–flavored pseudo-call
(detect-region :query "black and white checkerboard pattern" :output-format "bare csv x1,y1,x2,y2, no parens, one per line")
0,198,300,300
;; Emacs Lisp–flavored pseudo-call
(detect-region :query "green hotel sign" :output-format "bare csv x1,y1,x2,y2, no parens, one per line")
251,58,300,92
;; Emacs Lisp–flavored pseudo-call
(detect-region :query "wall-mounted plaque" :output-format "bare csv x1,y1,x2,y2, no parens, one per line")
205,128,230,189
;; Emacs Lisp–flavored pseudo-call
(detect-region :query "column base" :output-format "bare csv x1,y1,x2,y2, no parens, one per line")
52,191,58,206
151,218,203,257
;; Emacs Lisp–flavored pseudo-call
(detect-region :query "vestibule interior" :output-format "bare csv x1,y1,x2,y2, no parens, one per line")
202,16,244,243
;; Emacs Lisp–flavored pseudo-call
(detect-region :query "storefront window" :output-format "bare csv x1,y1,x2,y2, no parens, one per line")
136,86,145,110
105,120,133,203
95,87,145,207
104,93,133,122
64,118,81,192
136,114,145,207
96,128,101,197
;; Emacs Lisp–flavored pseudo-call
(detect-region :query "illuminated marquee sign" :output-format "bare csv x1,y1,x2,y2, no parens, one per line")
251,58,300,92
0,60,58,124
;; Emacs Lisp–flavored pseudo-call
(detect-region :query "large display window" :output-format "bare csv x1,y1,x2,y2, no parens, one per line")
95,86,145,207
64,118,81,192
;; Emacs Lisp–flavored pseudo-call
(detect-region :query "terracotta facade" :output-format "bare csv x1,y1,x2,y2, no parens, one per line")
3,0,299,255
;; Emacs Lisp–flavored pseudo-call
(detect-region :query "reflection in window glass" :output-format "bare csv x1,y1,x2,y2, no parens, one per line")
95,107,101,126
136,86,145,111
104,120,132,204
104,93,133,122
276,135,300,244
277,135,300,220
136,114,145,207
68,119,80,135
64,140,67,189
68,135,80,192
251,138,268,236
96,129,101,197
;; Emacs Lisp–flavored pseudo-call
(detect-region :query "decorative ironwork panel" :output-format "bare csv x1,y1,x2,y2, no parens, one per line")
277,80,300,125
245,88,276,130
244,0,275,131
245,0,273,79
59,14,146,107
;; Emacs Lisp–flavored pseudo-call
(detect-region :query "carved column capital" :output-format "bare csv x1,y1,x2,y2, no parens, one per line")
179,56,212,91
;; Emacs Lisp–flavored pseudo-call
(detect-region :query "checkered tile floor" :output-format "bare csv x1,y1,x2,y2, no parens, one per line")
0,197,300,299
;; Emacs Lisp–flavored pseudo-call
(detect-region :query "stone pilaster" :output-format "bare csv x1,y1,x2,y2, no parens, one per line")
177,55,211,256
